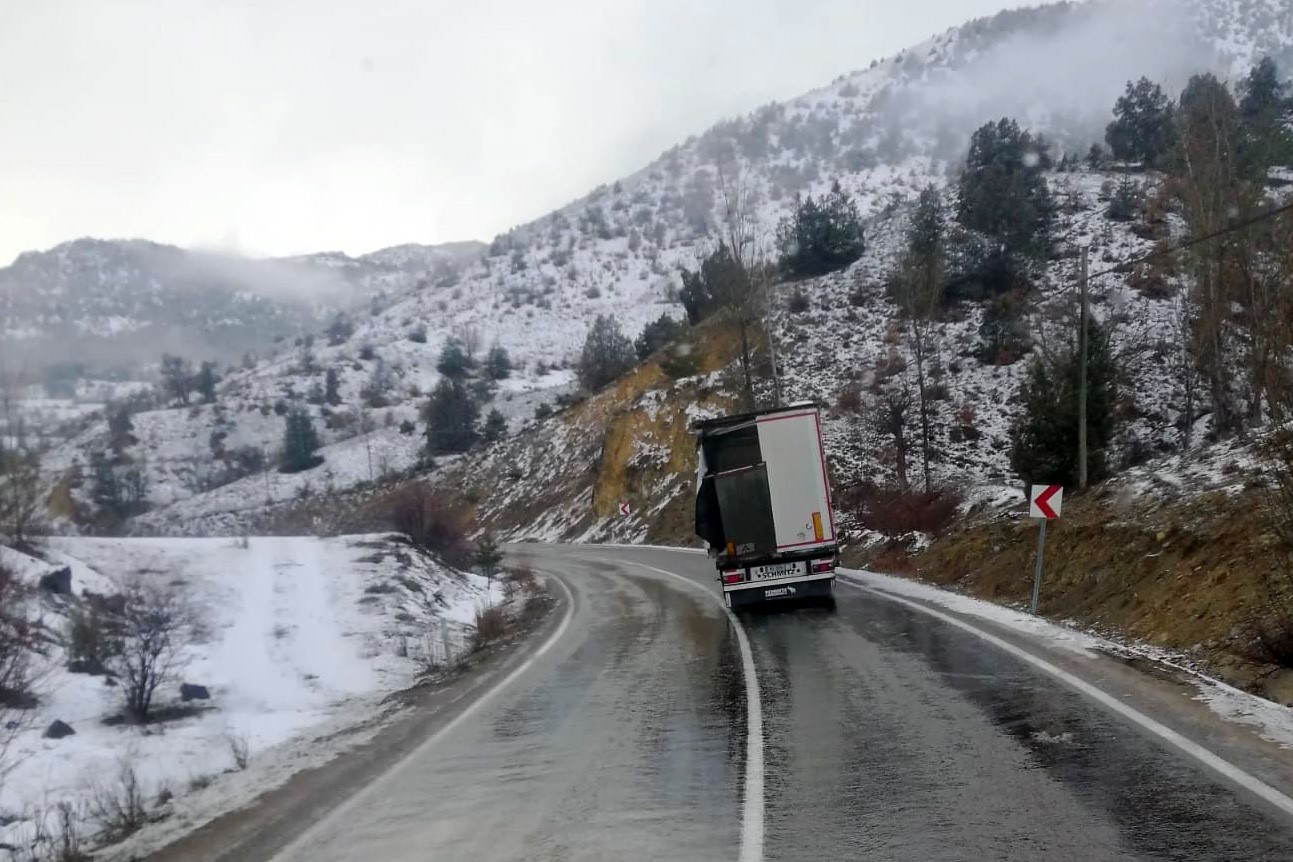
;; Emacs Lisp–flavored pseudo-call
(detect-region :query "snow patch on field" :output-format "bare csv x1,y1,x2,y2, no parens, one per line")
0,536,493,857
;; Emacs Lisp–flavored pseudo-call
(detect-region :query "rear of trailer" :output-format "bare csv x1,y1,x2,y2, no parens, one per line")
693,405,838,609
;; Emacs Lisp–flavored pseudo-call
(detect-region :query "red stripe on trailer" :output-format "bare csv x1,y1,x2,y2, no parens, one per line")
755,411,819,424
812,410,836,541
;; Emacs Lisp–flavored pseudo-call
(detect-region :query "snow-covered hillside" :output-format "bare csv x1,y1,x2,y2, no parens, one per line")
20,0,1293,535
418,164,1192,547
0,536,492,855
0,238,484,374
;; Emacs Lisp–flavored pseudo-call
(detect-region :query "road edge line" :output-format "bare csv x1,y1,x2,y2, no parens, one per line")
269,574,577,861
605,559,764,862
838,577,1293,819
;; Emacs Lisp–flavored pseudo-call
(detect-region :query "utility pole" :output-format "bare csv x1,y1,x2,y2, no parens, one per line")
1077,245,1090,491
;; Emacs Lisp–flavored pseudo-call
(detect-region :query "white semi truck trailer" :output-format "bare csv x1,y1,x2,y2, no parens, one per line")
692,404,839,609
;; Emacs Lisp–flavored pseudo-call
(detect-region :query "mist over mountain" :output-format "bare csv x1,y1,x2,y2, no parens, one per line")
0,238,483,376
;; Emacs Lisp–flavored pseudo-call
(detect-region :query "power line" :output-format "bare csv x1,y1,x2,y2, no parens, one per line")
1087,198,1293,283
1026,194,1293,317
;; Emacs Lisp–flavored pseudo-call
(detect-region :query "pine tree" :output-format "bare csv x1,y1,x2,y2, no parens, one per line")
775,181,865,278
1086,143,1106,169
679,245,744,324
325,314,354,346
1105,78,1177,167
437,341,470,379
194,362,219,404
1240,57,1293,172
1106,178,1141,222
474,531,504,601
107,405,136,456
159,354,192,405
324,368,341,406
957,118,1055,261
485,346,511,381
577,315,636,391
1010,322,1116,487
424,378,480,454
482,409,507,443
634,314,684,360
279,407,323,473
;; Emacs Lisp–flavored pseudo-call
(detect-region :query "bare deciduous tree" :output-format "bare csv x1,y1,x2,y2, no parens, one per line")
0,350,45,550
1175,74,1259,438
1174,295,1201,450
714,163,779,408
461,326,482,361
891,186,947,493
88,757,149,840
0,451,43,550
1250,209,1293,664
110,582,194,722
0,563,37,787
870,377,914,491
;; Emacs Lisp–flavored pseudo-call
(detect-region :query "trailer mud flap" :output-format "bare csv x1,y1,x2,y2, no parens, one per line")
727,577,834,610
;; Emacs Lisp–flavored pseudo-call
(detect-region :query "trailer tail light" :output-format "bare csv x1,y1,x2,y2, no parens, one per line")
811,559,834,574
722,570,743,584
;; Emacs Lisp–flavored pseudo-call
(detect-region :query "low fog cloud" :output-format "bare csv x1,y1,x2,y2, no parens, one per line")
0,0,1020,264
890,0,1276,156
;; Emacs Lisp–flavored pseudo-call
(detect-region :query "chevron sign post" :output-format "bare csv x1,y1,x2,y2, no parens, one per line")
1028,484,1064,614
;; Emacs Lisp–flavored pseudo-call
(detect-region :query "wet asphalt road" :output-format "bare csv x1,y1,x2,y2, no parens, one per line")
275,545,1293,861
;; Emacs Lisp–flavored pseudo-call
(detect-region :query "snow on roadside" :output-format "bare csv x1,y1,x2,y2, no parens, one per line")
0,535,494,857
839,567,1107,654
1188,678,1293,751
842,567,1293,752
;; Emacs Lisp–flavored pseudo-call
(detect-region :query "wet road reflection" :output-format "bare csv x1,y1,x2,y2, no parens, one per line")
747,584,1293,861
275,545,1293,862
280,560,745,862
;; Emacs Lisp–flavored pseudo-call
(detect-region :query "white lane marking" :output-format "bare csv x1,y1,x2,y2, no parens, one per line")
271,575,577,861
838,577,1293,819
598,558,764,862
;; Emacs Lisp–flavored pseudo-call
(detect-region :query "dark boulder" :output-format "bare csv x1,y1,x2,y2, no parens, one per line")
38,567,73,595
43,720,75,739
180,683,210,702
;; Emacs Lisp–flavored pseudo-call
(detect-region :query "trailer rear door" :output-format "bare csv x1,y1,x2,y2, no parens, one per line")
713,464,777,557
756,410,835,552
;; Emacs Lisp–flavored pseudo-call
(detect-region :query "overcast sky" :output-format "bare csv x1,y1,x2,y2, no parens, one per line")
0,0,1023,264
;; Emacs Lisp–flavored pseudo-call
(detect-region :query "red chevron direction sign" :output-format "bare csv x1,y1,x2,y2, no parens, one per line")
619,501,630,516
1030,484,1063,520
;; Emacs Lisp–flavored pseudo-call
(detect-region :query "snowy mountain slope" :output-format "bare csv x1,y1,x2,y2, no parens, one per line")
0,238,484,374
30,0,1293,534
407,168,1186,546
0,535,493,853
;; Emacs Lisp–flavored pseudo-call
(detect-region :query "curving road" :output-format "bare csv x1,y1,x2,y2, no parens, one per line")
166,544,1293,861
